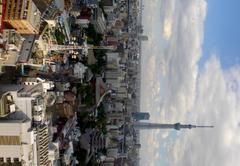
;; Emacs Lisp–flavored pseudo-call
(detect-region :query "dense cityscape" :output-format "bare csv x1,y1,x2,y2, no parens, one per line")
0,0,148,165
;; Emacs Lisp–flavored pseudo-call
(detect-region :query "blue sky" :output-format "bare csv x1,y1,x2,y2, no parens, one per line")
200,0,240,69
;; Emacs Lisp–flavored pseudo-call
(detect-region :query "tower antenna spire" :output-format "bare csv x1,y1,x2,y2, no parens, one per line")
133,122,214,130
196,125,214,128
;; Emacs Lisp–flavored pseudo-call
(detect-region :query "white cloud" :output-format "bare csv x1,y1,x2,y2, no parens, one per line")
168,56,240,166
140,0,208,165
162,0,175,40
163,17,173,40
160,131,169,139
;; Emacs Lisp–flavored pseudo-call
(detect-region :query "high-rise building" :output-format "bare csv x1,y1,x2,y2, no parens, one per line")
0,85,40,165
92,8,107,34
0,82,54,165
4,0,41,34
132,112,150,121
138,35,148,41
0,117,35,165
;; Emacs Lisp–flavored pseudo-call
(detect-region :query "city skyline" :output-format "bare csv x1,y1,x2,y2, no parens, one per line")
0,0,239,165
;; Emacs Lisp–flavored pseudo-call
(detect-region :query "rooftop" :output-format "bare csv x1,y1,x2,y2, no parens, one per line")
18,35,36,63
0,111,30,122
32,0,49,13
101,0,114,6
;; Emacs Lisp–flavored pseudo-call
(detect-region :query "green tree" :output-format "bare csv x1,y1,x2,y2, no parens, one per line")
96,104,107,135
54,28,65,44
85,24,103,45
77,84,95,107
88,50,106,74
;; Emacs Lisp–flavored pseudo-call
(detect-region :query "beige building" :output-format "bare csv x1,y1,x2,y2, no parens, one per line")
0,83,54,166
4,0,41,34
0,118,35,165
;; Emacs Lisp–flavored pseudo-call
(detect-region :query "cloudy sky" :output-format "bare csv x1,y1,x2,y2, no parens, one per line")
140,0,240,166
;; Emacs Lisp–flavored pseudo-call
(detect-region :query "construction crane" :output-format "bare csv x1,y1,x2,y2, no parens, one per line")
43,44,116,51
20,43,115,75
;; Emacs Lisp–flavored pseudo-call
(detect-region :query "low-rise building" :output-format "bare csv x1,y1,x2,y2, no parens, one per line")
101,0,117,14
18,35,36,63
0,29,24,73
73,62,87,81
75,7,92,28
84,0,99,9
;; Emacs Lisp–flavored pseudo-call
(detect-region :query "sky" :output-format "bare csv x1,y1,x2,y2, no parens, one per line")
200,0,240,69
140,0,240,166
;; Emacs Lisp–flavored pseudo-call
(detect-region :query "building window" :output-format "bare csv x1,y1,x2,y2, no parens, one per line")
0,157,3,162
6,157,11,163
13,158,19,163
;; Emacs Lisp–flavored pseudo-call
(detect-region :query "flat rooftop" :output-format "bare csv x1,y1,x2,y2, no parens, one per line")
18,35,36,63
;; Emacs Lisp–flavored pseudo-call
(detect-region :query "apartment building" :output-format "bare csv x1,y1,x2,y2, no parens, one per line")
4,0,41,34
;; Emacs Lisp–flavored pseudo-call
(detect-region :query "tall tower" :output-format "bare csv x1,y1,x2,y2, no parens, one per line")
133,122,213,130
